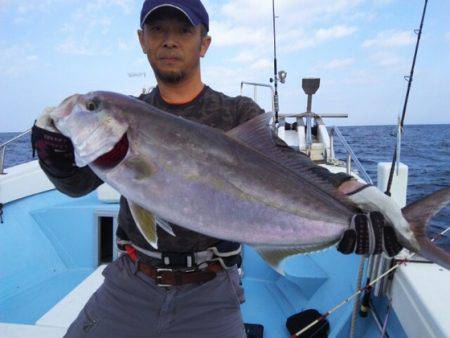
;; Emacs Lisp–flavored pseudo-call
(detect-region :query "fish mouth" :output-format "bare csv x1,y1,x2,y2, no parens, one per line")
71,122,128,167
93,132,129,169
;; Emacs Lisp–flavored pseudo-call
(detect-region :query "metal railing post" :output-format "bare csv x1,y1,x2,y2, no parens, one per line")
0,145,6,175
333,127,372,184
306,114,312,150
329,131,335,161
0,129,31,174
240,82,275,112
346,154,352,175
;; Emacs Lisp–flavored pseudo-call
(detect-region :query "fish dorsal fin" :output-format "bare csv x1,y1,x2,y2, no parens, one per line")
226,113,340,195
227,112,273,145
129,202,159,249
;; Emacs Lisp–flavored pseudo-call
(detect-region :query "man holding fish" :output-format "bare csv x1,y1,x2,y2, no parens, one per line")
30,1,445,337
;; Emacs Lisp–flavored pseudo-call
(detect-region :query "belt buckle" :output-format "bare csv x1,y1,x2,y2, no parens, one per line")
155,267,173,287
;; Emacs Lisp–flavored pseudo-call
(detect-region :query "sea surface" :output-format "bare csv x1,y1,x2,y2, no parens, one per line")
1,124,449,250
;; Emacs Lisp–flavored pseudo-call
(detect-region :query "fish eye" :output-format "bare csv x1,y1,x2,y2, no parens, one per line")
86,100,98,111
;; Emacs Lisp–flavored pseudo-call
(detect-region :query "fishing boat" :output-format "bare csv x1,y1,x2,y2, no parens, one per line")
1,1,449,337
1,73,449,338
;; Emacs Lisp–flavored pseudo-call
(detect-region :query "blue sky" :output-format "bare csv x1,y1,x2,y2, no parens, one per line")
0,0,449,132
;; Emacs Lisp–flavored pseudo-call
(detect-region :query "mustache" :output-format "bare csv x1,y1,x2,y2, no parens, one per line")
157,52,182,60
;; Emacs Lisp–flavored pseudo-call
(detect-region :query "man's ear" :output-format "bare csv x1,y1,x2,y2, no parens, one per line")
200,35,211,57
137,29,147,54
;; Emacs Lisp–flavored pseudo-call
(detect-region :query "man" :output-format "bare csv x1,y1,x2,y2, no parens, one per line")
31,1,403,337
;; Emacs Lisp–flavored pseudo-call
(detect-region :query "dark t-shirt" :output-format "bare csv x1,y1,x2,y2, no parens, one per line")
40,85,351,265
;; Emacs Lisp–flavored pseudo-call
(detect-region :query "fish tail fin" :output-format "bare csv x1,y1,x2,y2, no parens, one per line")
402,186,450,269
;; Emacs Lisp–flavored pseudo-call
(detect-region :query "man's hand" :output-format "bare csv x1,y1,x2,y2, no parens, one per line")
31,107,77,177
35,107,59,133
337,180,404,257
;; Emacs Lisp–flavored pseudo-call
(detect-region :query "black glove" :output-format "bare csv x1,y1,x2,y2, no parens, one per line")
337,211,403,257
31,123,77,177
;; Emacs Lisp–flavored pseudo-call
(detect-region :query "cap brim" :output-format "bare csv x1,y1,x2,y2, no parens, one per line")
141,4,195,28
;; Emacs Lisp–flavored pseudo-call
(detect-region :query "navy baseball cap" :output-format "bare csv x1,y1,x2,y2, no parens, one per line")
140,0,209,31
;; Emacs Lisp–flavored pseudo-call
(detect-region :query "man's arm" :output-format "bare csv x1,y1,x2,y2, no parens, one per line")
31,110,103,198
40,162,103,198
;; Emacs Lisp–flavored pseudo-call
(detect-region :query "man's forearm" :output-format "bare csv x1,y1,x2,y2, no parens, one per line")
40,161,103,198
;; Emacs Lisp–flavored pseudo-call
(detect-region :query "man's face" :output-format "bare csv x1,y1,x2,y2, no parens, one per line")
138,8,211,84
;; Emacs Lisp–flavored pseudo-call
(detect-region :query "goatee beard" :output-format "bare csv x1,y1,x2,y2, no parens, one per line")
154,68,186,84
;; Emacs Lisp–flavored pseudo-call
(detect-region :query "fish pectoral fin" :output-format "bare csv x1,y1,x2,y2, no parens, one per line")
155,216,176,237
129,202,158,249
255,243,335,275
254,246,309,275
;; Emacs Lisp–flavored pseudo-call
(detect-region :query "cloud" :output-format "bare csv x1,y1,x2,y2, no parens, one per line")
250,58,272,71
6,0,67,24
0,42,40,77
203,64,244,94
210,21,270,47
323,58,355,69
118,39,136,52
445,32,450,42
363,30,414,48
285,25,357,51
230,50,260,63
210,0,361,52
16,0,60,14
371,51,403,67
372,0,393,4
220,0,362,25
55,40,111,56
316,25,357,40
55,0,137,55
341,69,378,85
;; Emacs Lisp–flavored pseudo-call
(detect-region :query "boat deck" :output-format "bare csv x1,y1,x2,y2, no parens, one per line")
1,161,447,337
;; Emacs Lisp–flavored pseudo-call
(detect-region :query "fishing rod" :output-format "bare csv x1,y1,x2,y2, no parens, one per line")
357,0,430,324
271,0,279,125
290,226,450,337
293,2,432,336
385,0,428,196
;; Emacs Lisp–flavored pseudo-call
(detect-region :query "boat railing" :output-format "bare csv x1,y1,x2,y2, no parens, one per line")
329,126,373,184
0,129,31,175
240,81,275,113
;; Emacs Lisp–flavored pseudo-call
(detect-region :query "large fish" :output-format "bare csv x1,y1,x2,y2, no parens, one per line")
48,91,450,270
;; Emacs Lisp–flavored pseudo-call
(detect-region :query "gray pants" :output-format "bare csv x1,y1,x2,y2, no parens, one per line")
64,255,246,338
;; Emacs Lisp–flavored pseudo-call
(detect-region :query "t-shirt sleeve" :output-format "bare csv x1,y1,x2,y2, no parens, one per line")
40,161,104,198
234,96,265,126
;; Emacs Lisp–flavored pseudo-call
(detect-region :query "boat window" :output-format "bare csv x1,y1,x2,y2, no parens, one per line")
98,216,114,264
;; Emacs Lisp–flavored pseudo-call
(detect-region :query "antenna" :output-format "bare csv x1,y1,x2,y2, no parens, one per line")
270,0,287,127
127,72,148,94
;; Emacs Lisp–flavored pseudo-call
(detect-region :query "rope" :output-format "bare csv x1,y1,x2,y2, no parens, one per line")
349,256,366,338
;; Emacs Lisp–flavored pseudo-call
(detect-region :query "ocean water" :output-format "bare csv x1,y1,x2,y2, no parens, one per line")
1,124,449,250
335,124,449,251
